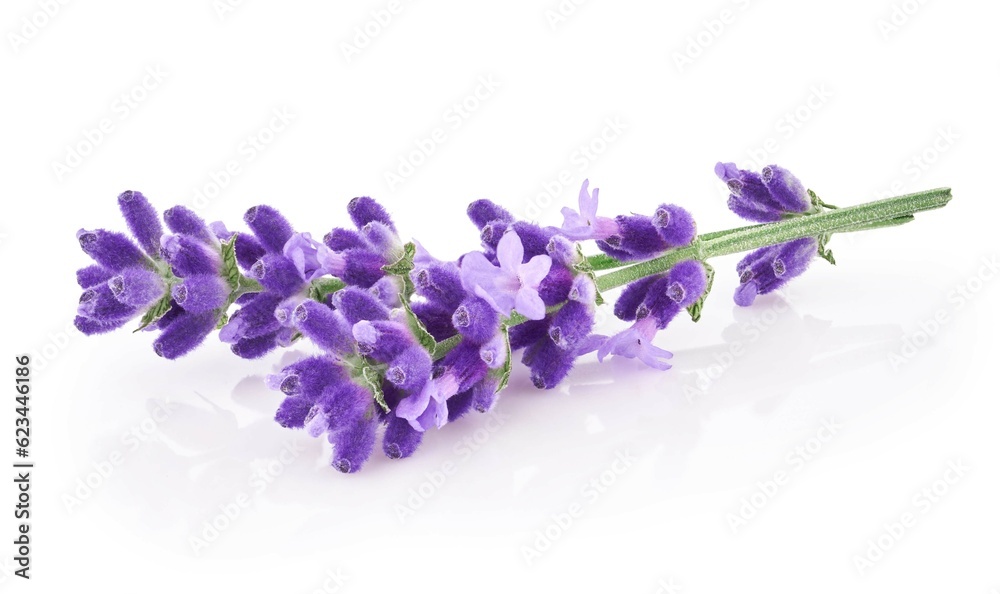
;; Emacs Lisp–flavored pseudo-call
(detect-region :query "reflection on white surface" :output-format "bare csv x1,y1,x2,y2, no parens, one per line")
66,290,966,562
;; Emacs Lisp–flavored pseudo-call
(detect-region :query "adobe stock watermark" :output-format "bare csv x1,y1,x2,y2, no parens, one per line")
305,567,349,594
726,418,841,534
521,450,636,566
51,65,168,182
340,0,411,63
544,0,590,31
887,254,997,371
682,290,796,405
653,577,682,594
724,85,834,183
872,126,958,200
519,116,627,221
852,459,970,575
876,0,931,41
61,400,177,513
29,320,78,374
394,410,508,523
383,75,500,192
188,106,295,213
672,0,752,73
7,0,71,54
189,439,306,555
212,0,248,21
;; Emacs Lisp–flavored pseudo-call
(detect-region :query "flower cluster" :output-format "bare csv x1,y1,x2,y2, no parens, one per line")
75,191,235,358
716,163,826,306
74,162,863,473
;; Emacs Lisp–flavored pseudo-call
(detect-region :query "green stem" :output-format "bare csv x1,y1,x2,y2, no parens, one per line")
432,188,951,361
595,188,951,292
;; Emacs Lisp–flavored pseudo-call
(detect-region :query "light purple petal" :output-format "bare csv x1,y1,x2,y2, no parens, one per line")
459,251,500,295
395,385,432,429
413,240,437,269
474,284,512,316
578,179,599,220
596,318,674,370
518,255,552,288
592,217,620,240
515,289,546,320
639,345,673,370
496,231,525,272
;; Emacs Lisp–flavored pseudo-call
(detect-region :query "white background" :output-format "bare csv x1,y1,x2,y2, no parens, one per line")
1,0,998,592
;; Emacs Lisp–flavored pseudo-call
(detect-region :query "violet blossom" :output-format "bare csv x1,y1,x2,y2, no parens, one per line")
460,230,552,320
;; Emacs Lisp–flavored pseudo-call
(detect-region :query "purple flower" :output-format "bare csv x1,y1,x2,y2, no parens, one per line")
117,191,164,257
282,232,333,281
331,418,378,473
161,234,220,276
152,311,217,359
451,297,499,344
460,231,552,320
383,414,423,459
348,196,397,234
250,254,305,297
385,346,433,392
652,204,697,247
108,267,165,307
218,292,283,344
77,229,151,272
244,205,294,253
559,180,620,241
171,274,229,313
163,206,215,244
597,316,674,370
734,237,817,306
353,320,415,361
395,373,459,431
716,162,810,222
77,265,115,289
478,333,509,369
597,214,670,261
291,300,355,356
613,276,659,321
467,199,514,230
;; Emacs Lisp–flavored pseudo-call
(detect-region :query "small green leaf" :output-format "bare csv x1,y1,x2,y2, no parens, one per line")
308,277,346,302
216,311,229,330
133,293,174,332
361,364,389,413
491,324,514,393
400,295,438,354
382,242,417,276
220,234,241,290
686,262,714,323
817,233,836,265
808,189,838,210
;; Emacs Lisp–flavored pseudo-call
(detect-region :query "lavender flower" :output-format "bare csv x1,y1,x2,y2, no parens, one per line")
171,274,229,313
597,212,681,261
597,260,707,369
395,373,458,431
597,316,674,370
559,179,619,241
73,165,941,474
716,162,810,222
163,205,215,244
117,191,164,257
283,232,333,281
108,267,165,307
734,237,817,306
460,230,552,320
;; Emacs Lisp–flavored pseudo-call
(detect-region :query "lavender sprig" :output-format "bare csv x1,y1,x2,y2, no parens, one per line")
73,165,952,473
